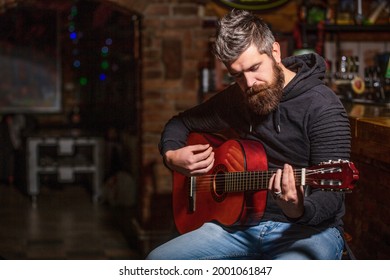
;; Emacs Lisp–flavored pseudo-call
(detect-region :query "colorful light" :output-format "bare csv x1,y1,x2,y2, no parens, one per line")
101,46,109,54
73,60,81,68
101,60,109,70
70,6,78,17
79,77,88,86
68,24,75,33
99,73,107,81
70,32,77,40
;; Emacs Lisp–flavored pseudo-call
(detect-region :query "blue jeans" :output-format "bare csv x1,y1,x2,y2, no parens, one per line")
146,221,344,260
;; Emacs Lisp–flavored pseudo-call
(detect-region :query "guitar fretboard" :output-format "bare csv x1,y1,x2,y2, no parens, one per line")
214,169,306,193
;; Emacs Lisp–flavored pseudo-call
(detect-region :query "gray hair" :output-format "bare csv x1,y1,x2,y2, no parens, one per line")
213,9,275,64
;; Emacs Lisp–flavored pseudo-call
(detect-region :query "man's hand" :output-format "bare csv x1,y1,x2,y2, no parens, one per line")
164,144,215,177
268,164,304,219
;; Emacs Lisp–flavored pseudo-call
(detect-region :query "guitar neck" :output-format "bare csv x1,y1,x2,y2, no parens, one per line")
222,168,305,193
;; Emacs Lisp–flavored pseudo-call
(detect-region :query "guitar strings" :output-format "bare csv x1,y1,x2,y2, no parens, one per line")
183,178,343,193
186,168,335,182
181,168,342,193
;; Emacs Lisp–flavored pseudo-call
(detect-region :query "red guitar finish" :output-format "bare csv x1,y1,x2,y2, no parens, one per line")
172,133,359,234
173,133,268,234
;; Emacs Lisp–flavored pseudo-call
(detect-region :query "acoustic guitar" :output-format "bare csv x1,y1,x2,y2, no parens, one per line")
172,133,359,234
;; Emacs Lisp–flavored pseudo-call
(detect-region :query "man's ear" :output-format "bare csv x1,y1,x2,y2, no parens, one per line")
272,42,282,64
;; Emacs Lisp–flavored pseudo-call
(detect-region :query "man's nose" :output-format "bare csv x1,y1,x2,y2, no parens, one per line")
244,73,256,89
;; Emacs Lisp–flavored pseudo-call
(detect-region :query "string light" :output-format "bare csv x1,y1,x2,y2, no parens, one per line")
68,1,84,85
99,73,107,81
101,46,109,55
100,60,109,70
79,77,87,86
73,60,80,68
67,1,114,85
69,31,77,40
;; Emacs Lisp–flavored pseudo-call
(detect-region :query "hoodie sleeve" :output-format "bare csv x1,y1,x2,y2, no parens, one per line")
158,84,242,157
295,88,351,226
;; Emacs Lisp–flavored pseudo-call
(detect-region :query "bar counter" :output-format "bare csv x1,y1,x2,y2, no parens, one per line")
342,102,390,259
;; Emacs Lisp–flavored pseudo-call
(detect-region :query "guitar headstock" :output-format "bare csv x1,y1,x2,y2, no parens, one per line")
305,160,359,192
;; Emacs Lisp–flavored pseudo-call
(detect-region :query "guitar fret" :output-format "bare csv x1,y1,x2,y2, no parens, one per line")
247,172,250,191
254,171,258,190
230,172,233,192
262,171,265,189
232,172,235,192
260,171,263,190
227,172,232,192
236,172,238,191
238,172,241,191
261,171,264,189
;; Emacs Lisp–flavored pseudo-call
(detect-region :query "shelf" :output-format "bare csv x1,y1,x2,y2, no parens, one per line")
305,24,390,33
339,96,390,108
26,136,104,203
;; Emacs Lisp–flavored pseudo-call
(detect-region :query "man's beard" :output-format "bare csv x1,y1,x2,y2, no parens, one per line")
244,62,284,116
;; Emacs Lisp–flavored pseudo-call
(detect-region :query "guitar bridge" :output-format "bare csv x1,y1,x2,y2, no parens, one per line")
189,176,196,212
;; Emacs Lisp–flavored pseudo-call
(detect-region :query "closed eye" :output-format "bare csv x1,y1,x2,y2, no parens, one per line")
249,64,260,72
230,64,260,80
229,72,242,79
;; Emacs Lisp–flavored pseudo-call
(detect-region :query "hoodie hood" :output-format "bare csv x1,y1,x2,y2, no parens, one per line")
269,53,327,134
281,53,326,102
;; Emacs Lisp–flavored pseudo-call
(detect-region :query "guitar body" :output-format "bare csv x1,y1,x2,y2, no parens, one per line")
173,133,268,234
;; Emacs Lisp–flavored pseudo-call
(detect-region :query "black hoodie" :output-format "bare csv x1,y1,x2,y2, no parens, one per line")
159,53,351,230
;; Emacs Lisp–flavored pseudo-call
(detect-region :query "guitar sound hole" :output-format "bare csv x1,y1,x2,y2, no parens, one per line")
212,170,227,202
215,172,225,195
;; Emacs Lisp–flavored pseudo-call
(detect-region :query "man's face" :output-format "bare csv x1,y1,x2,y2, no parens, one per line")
228,43,284,116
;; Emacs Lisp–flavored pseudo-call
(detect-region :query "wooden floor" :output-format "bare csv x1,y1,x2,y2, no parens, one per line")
0,184,142,260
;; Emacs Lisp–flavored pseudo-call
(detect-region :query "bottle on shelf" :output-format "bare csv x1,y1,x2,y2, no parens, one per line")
198,38,215,101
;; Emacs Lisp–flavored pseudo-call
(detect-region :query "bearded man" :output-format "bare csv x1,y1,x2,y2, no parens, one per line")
147,9,351,260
